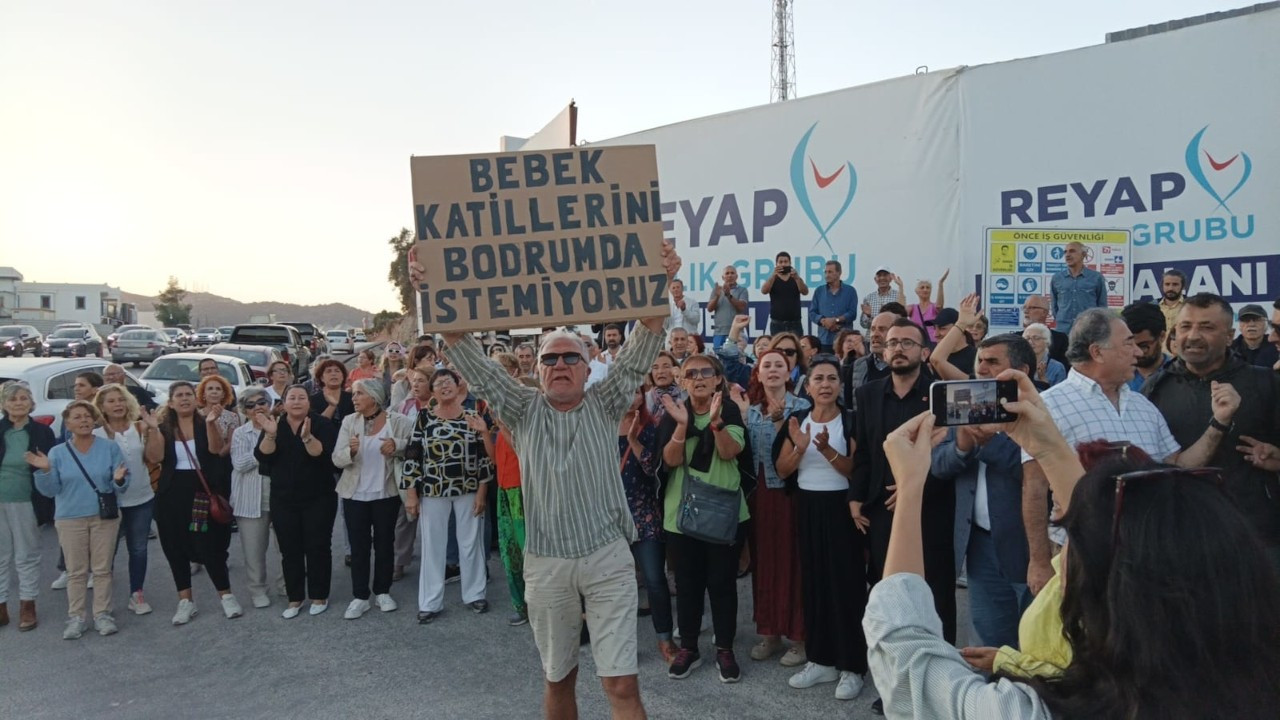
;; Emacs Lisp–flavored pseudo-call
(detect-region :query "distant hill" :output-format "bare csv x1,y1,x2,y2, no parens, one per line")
120,290,375,329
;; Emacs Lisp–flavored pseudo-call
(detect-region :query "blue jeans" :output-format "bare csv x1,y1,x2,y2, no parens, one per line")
631,538,673,638
712,334,728,350
115,499,155,594
966,527,1031,648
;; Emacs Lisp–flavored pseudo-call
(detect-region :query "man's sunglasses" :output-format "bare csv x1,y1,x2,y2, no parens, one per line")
683,367,719,379
540,352,584,366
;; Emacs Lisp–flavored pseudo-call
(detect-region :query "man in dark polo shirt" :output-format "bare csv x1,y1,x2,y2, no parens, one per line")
761,251,809,337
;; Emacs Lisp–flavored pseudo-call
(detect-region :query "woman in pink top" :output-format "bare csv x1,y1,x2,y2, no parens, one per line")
906,270,949,342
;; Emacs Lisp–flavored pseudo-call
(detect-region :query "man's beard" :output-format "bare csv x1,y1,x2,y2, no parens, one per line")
1163,290,1181,301
1136,353,1161,369
606,341,620,350
889,357,921,375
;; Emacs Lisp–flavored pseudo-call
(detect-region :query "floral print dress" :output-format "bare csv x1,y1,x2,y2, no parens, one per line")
618,423,662,541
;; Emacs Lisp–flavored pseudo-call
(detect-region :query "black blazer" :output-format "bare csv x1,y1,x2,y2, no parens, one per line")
1049,329,1070,369
0,417,57,525
849,372,932,506
158,419,230,498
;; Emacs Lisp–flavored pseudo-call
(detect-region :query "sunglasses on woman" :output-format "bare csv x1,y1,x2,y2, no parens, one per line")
1111,465,1223,550
683,367,719,379
245,398,270,409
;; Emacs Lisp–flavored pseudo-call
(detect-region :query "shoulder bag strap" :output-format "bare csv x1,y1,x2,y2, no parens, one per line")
66,444,106,494
175,424,217,498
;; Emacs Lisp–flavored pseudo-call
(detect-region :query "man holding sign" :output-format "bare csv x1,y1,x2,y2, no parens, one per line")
409,140,680,720
433,239,678,720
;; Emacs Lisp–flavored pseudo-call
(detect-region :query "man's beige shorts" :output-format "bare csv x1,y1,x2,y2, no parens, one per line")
524,537,638,682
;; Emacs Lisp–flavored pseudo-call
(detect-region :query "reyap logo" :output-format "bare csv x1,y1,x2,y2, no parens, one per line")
1185,125,1252,215
1022,246,1038,260
999,125,1256,246
791,122,857,254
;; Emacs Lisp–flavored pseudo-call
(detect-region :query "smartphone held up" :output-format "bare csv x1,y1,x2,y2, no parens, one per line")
930,379,1017,427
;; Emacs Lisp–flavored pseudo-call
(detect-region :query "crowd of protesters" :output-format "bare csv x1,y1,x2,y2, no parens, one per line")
3,244,1280,719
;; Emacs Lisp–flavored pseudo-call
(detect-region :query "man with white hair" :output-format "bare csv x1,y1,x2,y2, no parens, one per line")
439,240,680,720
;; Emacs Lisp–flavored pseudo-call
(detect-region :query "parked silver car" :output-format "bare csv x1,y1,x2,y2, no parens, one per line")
137,352,256,397
111,329,180,366
0,358,160,436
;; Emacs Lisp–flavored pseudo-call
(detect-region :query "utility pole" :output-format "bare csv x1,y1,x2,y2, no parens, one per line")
771,0,796,102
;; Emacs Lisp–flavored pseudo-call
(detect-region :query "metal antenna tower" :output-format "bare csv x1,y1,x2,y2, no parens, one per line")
771,0,795,102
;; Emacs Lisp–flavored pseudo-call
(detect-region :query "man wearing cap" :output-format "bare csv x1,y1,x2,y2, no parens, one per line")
1232,304,1279,369
859,266,901,330
1049,241,1107,333
809,260,858,353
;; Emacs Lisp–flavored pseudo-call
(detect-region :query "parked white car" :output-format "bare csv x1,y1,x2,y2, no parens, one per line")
138,352,256,397
0,358,161,436
325,329,354,354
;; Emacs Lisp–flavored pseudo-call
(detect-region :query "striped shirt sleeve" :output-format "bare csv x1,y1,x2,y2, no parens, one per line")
446,334,536,430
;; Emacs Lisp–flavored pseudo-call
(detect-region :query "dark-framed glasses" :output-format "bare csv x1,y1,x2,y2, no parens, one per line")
885,339,921,350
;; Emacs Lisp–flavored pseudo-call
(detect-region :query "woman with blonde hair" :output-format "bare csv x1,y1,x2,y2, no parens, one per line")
92,384,162,615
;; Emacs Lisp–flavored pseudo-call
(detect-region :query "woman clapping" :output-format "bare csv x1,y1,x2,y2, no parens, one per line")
332,379,413,619
254,385,339,618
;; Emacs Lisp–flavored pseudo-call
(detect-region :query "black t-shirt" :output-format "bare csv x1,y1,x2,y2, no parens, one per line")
768,275,802,321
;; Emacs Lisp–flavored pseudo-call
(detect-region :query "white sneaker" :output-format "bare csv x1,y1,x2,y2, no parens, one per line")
94,613,118,636
835,671,865,700
375,594,398,613
309,601,329,616
282,605,302,619
344,599,371,619
86,574,94,589
172,599,197,625
63,617,85,640
51,571,69,590
221,594,244,619
788,662,840,689
128,591,153,615
251,594,271,609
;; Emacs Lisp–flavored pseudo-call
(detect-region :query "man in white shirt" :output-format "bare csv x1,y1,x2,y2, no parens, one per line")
664,279,702,336
1021,308,1238,594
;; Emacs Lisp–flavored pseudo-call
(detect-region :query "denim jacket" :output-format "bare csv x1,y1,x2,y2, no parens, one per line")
744,393,810,490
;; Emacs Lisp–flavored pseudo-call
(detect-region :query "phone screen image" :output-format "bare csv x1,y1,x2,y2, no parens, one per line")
930,380,1017,427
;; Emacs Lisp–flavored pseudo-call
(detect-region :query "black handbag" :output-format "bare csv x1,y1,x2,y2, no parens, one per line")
67,447,120,520
676,470,740,545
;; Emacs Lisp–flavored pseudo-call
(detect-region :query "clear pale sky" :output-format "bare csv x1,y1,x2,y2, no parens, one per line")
0,0,1238,312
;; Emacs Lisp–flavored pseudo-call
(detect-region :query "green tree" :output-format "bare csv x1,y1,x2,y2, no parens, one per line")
387,228,417,315
154,276,192,326
371,310,402,334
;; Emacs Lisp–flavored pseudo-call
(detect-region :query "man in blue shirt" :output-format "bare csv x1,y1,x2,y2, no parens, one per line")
809,260,858,352
1049,241,1107,333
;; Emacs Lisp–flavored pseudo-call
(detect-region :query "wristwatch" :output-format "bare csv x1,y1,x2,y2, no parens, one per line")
711,420,726,432
1209,417,1233,434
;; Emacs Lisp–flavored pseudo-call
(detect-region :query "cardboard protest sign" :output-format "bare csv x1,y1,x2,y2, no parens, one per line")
410,145,667,333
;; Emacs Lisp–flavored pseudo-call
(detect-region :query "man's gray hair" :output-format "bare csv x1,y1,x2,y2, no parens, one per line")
1066,308,1116,364
539,330,588,358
